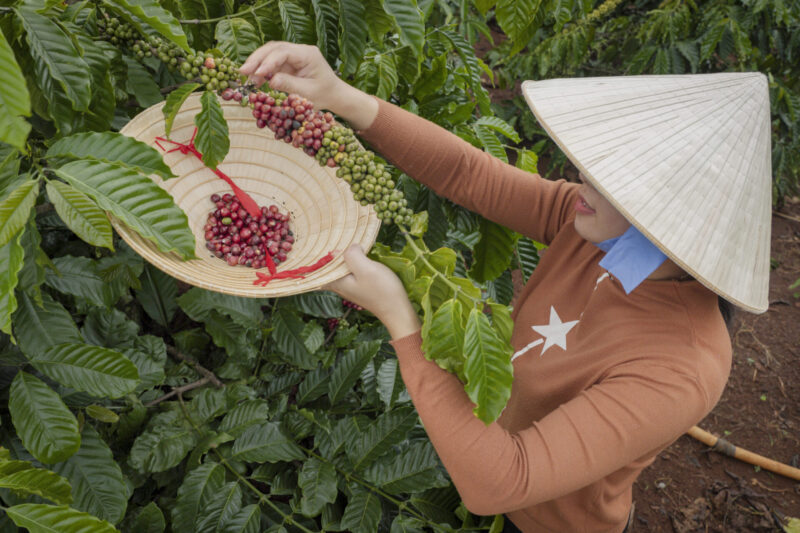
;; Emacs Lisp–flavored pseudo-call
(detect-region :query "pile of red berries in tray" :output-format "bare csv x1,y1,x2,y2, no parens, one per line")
204,193,294,269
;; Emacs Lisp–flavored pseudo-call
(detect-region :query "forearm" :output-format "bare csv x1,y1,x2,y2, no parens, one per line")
325,81,379,132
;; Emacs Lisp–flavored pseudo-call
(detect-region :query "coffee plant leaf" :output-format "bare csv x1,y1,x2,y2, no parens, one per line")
473,123,507,162
81,308,140,350
46,132,176,181
408,486,460,526
468,218,517,283
284,291,344,319
278,0,315,44
348,406,418,470
45,181,114,251
488,302,513,345
0,144,23,197
0,467,72,505
298,457,337,517
0,230,24,336
128,421,198,473
337,0,368,76
177,287,263,328
271,308,320,370
171,462,225,533
376,357,405,409
163,83,201,137
31,342,139,398
0,29,31,152
514,237,540,283
0,179,38,248
215,18,260,64
463,308,513,424
9,371,81,464
13,291,82,356
220,504,260,533
328,340,380,405
296,365,331,405
218,400,271,437
474,116,521,144
438,30,491,114
474,0,497,16
50,424,129,524
53,159,196,260
123,58,164,110
195,480,242,533
363,440,448,494
193,90,229,170
390,513,427,533
375,53,399,100
422,298,465,373
310,0,339,61
516,148,538,174
85,405,120,424
302,320,325,354
104,0,191,52
131,502,166,533
383,0,425,57
230,421,305,463
136,265,178,328
495,0,544,56
5,503,117,533
16,7,92,112
45,256,122,308
340,484,382,533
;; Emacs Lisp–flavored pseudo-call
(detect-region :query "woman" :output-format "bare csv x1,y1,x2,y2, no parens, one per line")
241,44,771,533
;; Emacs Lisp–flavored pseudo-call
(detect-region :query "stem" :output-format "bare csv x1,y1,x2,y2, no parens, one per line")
176,394,315,533
324,308,351,345
145,377,210,407
166,345,224,388
179,0,276,24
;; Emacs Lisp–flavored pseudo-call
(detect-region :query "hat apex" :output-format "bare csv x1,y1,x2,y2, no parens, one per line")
522,73,772,313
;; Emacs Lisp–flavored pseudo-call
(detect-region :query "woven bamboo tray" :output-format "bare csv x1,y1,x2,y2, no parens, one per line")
118,92,381,297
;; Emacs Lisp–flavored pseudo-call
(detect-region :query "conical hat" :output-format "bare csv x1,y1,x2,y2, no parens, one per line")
522,73,772,313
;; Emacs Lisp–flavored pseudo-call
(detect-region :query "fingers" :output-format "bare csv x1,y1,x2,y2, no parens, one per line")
340,244,373,279
241,42,313,84
239,41,282,75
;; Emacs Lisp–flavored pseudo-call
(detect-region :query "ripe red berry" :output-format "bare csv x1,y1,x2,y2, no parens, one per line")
204,57,216,69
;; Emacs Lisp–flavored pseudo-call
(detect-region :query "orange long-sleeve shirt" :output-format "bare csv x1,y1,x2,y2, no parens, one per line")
359,100,732,533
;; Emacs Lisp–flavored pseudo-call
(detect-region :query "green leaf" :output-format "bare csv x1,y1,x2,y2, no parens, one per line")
9,372,81,464
474,116,521,143
231,422,305,463
474,0,497,16
215,18,260,63
422,298,465,375
104,0,191,52
124,56,163,107
468,219,517,283
463,308,513,424
341,485,381,533
296,365,331,405
203,311,257,360
376,358,404,409
271,308,319,370
46,132,175,180
363,441,448,494
196,481,242,533
45,256,119,307
495,0,543,55
136,265,178,327
375,53,398,100
328,340,381,404
128,421,197,473
515,149,538,174
221,504,260,533
474,124,507,162
132,502,166,533
278,0,315,44
218,400,270,437
0,230,24,336
440,30,490,114
0,468,72,504
162,83,201,138
488,302,513,345
172,463,225,533
338,0,367,76
0,28,31,151
514,237,540,283
45,181,114,250
6,504,116,533
81,307,139,349
298,458,337,517
85,405,120,424
194,91,229,170
310,0,339,61
32,342,139,398
284,291,343,318
348,406,418,470
177,287,262,328
13,291,82,357
0,179,38,248
383,0,425,57
50,424,128,524
16,8,91,111
53,159,196,260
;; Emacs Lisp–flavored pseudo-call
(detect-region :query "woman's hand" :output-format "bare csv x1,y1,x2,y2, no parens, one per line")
239,42,378,131
325,245,421,340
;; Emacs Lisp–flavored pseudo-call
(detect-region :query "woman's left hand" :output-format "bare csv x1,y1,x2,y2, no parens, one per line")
325,245,421,340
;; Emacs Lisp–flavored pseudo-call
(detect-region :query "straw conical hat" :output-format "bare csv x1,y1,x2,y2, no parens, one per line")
118,93,380,297
521,72,772,313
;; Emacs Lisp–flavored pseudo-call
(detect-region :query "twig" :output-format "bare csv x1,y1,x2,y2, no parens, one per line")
145,376,210,407
179,0,276,24
166,345,224,387
773,210,800,224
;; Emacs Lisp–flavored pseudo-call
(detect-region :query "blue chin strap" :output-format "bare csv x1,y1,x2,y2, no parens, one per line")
594,225,668,294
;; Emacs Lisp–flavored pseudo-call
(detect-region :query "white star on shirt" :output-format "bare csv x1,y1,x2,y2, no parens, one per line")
512,306,579,361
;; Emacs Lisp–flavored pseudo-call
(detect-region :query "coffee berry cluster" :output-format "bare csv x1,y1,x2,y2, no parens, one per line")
222,86,413,225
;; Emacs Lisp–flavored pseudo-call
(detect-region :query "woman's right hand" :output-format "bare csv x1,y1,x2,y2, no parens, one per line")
239,42,378,131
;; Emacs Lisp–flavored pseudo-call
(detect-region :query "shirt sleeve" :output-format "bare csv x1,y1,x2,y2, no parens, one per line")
359,99,579,244
390,331,716,516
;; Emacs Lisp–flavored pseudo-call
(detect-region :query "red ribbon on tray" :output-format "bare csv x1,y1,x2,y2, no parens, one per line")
155,129,335,286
